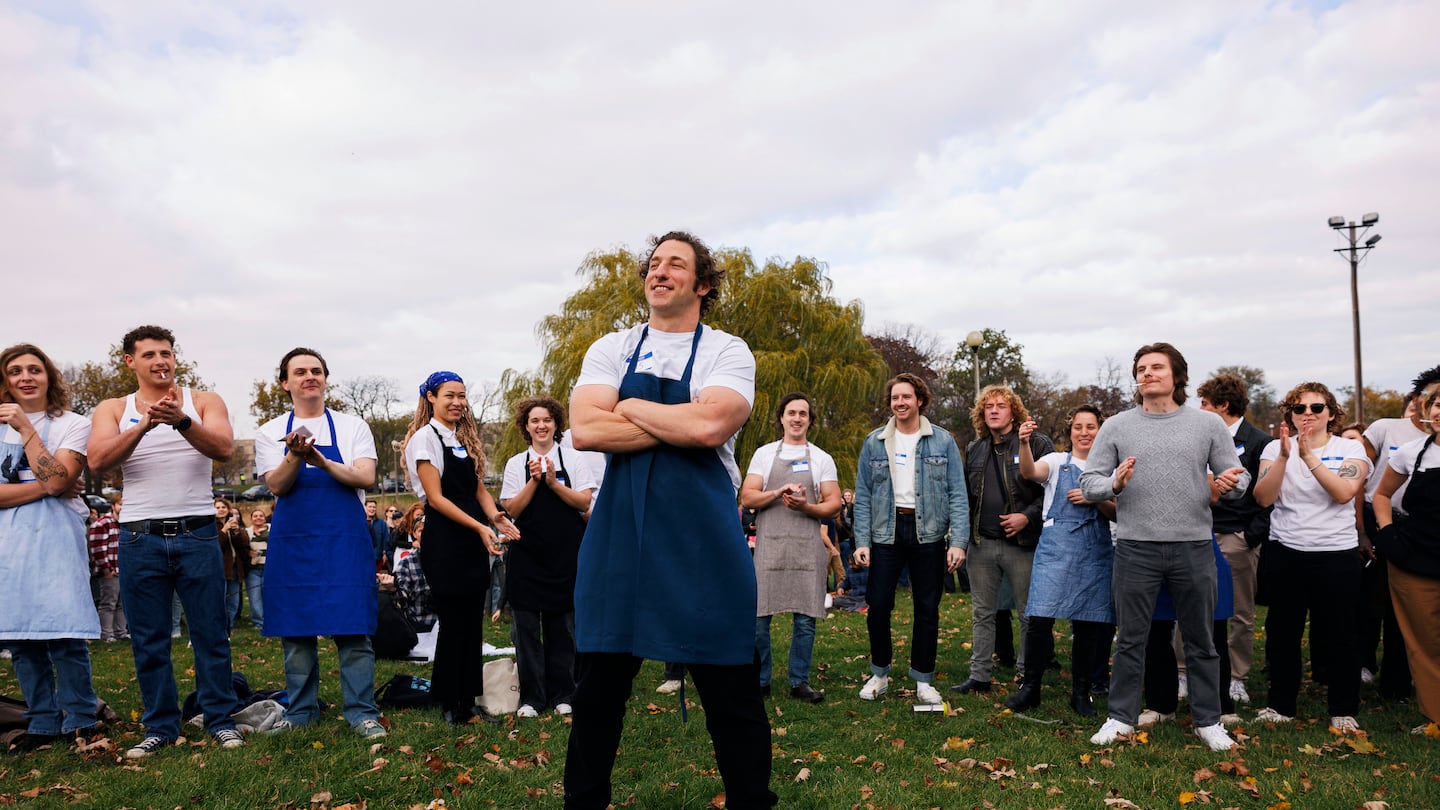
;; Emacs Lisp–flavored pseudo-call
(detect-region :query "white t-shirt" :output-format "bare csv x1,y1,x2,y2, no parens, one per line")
745,440,839,492
500,443,600,501
404,418,470,503
0,411,90,517
1386,435,1440,515
1364,417,1427,504
1261,435,1370,552
574,323,755,488
890,429,922,509
1036,451,1090,519
255,409,378,504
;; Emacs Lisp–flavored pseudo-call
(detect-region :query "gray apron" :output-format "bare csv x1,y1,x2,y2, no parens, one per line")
753,445,827,619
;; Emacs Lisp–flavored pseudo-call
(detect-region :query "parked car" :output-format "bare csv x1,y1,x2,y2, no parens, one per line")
238,484,272,501
213,488,236,501
84,494,111,512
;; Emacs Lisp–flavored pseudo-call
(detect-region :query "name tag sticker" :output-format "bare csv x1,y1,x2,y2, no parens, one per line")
895,453,909,467
451,446,469,459
790,460,810,473
636,350,656,374
1236,444,1245,454
1013,454,1020,464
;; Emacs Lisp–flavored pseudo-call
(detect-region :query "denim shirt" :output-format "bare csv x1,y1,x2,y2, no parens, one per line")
853,416,970,549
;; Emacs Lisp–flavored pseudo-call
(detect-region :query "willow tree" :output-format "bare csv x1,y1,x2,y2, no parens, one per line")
493,244,888,485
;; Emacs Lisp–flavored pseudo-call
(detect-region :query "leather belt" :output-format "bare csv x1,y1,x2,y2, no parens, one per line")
121,515,214,537
895,507,916,516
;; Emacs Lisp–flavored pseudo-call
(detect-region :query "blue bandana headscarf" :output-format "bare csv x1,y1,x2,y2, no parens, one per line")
419,371,464,397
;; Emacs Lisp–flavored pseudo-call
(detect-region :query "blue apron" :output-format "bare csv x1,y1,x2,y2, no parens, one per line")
0,417,99,640
1025,455,1116,624
574,325,756,665
263,410,377,637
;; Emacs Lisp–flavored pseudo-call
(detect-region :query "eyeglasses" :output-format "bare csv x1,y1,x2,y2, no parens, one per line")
1289,403,1327,415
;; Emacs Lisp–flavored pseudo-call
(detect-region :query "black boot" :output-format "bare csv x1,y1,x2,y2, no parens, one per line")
1004,680,1042,711
1070,676,1096,717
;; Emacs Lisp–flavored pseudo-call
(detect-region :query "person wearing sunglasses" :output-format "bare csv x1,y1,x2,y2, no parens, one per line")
1252,382,1370,735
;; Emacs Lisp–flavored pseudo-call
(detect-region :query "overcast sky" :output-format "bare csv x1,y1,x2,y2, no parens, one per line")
4,0,1437,437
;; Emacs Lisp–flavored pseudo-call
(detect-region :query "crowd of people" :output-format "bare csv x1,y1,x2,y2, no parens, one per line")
2,232,1438,807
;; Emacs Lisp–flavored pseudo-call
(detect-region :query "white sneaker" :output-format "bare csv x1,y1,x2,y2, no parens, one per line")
1255,707,1293,723
554,703,572,716
1330,716,1361,734
1360,668,1376,684
1229,679,1251,703
1089,718,1135,745
656,679,682,695
859,674,889,701
516,705,539,718
1137,709,1174,727
1196,723,1236,751
1176,677,1189,701
914,682,942,705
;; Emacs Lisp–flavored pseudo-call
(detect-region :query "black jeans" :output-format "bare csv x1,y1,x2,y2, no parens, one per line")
564,653,777,809
1144,619,1235,715
1021,617,1112,691
1263,542,1362,717
865,514,945,680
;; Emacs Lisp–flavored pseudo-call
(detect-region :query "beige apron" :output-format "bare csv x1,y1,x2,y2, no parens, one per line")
753,445,827,619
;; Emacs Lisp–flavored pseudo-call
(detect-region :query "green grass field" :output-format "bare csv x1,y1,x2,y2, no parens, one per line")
3,592,1435,809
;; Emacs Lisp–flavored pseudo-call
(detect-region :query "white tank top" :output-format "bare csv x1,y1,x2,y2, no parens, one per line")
118,388,216,521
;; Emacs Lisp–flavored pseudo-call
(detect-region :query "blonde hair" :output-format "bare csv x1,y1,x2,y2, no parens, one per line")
969,385,1032,435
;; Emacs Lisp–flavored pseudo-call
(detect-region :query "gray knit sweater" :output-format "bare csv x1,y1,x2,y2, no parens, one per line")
1079,405,1249,543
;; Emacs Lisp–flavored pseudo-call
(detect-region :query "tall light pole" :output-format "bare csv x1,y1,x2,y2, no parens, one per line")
964,330,984,402
1328,212,1380,424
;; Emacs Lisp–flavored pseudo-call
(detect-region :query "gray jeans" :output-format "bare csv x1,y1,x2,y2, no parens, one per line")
967,536,1034,682
1109,539,1221,727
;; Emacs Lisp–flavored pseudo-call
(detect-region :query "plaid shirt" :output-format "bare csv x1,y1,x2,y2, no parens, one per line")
88,513,119,577
393,550,435,629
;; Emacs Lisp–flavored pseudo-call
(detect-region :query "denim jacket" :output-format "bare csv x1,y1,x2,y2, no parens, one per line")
853,416,970,549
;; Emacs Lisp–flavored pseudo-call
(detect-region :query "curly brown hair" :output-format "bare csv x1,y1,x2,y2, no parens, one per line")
1280,381,1345,434
514,396,567,445
969,384,1032,435
885,373,931,415
1197,373,1249,417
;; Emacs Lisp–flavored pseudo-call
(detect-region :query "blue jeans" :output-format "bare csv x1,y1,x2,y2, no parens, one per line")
755,614,816,688
281,635,381,727
9,639,98,734
119,522,240,738
245,568,265,629
225,579,241,632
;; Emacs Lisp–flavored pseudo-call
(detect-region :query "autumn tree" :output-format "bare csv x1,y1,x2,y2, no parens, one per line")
493,245,889,484
866,323,945,425
1207,365,1280,432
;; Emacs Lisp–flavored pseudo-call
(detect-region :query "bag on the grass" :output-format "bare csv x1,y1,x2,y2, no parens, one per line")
376,674,438,710
374,590,420,660
480,657,520,715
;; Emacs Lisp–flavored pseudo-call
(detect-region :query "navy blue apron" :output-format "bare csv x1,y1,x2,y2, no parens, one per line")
263,410,376,637
574,325,756,665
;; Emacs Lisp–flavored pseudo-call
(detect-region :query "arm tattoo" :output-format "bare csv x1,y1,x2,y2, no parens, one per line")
1258,467,1271,480
32,452,64,482
1337,462,1361,480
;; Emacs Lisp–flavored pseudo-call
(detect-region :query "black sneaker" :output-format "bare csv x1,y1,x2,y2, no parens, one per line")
7,732,58,753
215,728,245,749
789,683,825,704
125,736,174,759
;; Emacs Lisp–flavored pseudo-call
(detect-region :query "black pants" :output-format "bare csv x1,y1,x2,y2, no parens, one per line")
512,609,576,710
564,653,777,809
1264,542,1362,717
865,515,945,677
1020,617,1112,690
1144,619,1235,714
430,593,487,712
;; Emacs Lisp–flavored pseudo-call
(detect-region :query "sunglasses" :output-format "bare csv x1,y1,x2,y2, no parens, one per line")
1289,403,1327,415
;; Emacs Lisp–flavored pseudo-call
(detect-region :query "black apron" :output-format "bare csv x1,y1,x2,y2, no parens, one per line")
419,426,491,598
508,447,586,613
1385,437,1440,578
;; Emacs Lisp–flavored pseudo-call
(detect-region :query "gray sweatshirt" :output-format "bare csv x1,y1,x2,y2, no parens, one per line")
1079,405,1249,543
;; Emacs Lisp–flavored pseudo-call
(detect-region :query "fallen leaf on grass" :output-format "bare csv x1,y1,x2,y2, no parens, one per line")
362,758,388,774
793,768,810,783
455,770,474,786
708,791,726,808
944,736,975,751
891,738,905,749
310,791,332,806
1102,797,1141,808
1263,802,1291,810
1193,767,1215,783
1344,736,1379,754
1360,802,1389,809
858,785,874,801
1237,777,1261,798
1178,792,1195,805
773,727,787,737
18,790,40,800
1423,724,1439,739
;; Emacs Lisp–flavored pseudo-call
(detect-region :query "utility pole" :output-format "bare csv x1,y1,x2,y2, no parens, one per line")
1328,213,1381,424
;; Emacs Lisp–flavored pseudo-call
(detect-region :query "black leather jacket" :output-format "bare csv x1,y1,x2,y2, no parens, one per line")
964,429,1054,547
